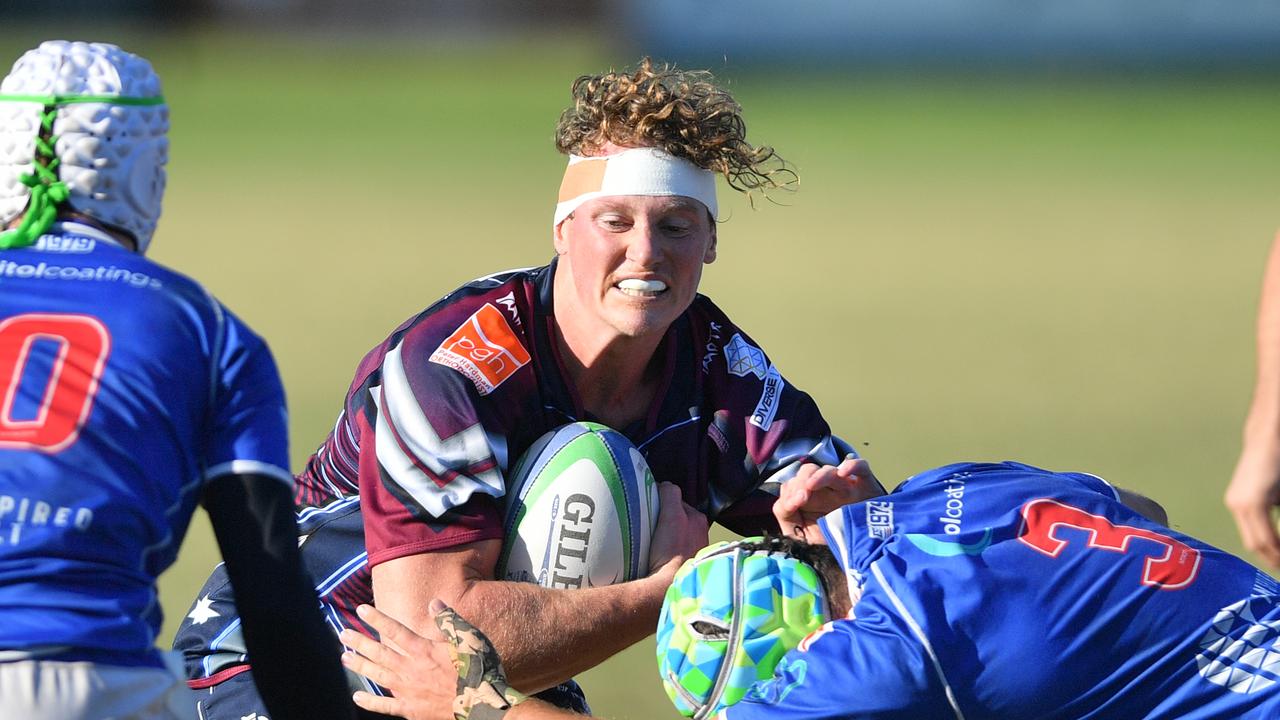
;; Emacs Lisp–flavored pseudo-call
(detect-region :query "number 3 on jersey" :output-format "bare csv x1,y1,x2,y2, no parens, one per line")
1018,497,1201,589
0,313,111,452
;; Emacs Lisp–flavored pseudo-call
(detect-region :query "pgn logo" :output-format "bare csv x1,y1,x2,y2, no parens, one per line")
430,304,531,395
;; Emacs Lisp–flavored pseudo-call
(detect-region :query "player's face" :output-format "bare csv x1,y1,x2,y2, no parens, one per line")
553,193,717,341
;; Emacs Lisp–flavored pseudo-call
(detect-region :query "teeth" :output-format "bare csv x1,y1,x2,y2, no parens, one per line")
618,279,667,293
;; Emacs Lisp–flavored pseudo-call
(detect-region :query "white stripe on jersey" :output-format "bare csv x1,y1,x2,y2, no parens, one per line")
870,561,967,719
372,343,505,517
818,508,864,614
203,459,293,487
1077,471,1122,502
637,414,701,451
295,495,359,525
756,436,851,495
821,508,853,578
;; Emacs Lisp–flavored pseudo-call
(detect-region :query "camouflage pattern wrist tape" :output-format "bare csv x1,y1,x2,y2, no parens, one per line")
435,605,529,720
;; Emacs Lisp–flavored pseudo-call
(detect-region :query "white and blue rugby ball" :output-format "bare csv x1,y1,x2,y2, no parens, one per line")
498,422,660,589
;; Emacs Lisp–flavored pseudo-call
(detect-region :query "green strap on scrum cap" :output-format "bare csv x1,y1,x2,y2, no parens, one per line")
0,93,165,249
0,93,165,106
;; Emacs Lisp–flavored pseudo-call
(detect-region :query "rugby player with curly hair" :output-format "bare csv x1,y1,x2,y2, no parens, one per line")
174,57,878,719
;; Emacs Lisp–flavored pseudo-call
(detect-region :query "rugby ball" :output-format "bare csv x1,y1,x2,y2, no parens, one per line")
497,422,660,589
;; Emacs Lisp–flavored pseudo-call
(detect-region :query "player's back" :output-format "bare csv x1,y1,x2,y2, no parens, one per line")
824,461,1280,719
0,223,282,664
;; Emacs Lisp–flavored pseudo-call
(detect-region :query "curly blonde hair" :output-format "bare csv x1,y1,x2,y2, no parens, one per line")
554,58,795,198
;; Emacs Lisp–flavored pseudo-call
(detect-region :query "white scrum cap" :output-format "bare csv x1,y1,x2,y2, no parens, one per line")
0,41,168,252
554,147,718,227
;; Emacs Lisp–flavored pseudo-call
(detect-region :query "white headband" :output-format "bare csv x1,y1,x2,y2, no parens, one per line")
553,147,718,226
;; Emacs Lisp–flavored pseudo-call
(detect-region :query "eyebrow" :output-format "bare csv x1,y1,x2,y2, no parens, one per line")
655,197,703,213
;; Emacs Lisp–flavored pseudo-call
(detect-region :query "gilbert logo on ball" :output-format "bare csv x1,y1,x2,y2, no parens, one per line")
498,422,659,589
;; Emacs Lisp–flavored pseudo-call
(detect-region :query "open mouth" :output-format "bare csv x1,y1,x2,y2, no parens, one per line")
616,278,668,298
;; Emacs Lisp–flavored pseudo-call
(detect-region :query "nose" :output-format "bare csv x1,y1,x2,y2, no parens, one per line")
625,223,661,266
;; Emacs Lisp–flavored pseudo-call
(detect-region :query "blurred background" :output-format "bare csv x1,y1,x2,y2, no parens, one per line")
2,1,1278,717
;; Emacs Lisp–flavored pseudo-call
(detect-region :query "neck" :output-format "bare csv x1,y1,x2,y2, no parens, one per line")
551,278,664,428
58,213,137,251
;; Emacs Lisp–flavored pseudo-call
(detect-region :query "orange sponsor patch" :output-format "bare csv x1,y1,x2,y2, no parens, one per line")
430,304,531,395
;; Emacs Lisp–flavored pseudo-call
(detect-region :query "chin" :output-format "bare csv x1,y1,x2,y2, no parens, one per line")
610,312,675,340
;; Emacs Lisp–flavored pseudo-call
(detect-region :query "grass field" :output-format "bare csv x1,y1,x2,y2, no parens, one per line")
3,28,1278,719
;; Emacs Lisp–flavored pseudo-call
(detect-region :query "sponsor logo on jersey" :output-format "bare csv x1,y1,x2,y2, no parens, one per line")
0,494,94,546
430,303,531,396
938,474,968,535
725,333,767,379
866,500,894,539
495,290,521,327
34,235,95,253
749,365,783,430
0,259,162,289
701,321,723,374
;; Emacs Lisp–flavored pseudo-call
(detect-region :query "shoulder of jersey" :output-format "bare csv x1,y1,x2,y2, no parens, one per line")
497,422,660,589
417,273,534,396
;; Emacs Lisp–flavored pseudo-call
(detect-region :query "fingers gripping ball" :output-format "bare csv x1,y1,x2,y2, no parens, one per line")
434,604,528,720
656,538,829,718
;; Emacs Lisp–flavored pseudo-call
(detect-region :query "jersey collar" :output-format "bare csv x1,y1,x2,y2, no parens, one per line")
47,220,127,249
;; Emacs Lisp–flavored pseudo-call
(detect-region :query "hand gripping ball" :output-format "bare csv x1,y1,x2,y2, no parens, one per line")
656,537,830,718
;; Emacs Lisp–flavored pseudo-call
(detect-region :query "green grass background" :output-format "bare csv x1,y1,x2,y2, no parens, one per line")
4,28,1278,719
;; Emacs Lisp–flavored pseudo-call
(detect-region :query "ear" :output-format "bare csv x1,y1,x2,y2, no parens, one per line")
553,217,570,256
703,223,717,264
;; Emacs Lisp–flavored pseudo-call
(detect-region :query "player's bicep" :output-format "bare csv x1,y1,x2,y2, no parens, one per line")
723,618,954,720
370,538,502,632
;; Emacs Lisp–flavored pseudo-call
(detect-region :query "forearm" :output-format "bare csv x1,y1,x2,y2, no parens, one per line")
378,562,676,693
206,474,355,720
458,571,672,690
508,698,593,720
233,568,357,718
1243,234,1280,449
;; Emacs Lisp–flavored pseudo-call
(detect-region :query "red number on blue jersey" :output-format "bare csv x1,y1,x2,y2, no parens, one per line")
1018,498,1201,589
0,313,111,452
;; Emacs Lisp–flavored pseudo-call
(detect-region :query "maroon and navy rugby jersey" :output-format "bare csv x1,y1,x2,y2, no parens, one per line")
175,259,855,693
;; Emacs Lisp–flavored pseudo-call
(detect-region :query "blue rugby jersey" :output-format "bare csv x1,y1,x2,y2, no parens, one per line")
725,461,1280,720
175,258,855,697
0,223,291,667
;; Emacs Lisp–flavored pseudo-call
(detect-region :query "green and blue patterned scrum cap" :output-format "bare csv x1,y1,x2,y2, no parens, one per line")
656,537,830,718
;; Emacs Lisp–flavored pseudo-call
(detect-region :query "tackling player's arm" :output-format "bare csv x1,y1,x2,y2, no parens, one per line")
1227,230,1280,568
204,472,360,720
774,458,884,545
370,482,708,693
